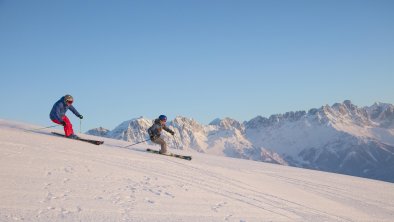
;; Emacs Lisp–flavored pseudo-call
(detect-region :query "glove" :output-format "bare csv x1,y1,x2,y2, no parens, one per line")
170,131,175,136
60,121,66,126
149,135,156,141
78,115,83,119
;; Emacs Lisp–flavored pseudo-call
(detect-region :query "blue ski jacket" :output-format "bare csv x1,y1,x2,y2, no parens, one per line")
49,96,81,122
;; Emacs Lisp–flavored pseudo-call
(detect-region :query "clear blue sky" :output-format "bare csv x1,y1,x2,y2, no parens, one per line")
1,0,393,131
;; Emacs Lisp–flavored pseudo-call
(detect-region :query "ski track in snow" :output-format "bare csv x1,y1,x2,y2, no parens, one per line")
1,120,394,222
127,158,350,221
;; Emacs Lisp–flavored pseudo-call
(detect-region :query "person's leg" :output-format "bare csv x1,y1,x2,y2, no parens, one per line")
51,119,62,131
62,116,74,137
51,119,61,124
153,137,167,153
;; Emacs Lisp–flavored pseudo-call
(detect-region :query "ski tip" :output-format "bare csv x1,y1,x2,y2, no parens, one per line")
91,140,104,145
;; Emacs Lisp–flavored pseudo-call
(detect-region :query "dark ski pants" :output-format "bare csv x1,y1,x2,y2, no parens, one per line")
152,137,167,153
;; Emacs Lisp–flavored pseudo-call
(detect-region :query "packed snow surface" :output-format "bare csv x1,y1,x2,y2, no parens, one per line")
1,119,394,222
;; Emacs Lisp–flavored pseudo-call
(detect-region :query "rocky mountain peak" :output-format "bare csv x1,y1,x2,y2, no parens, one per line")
170,116,204,132
85,127,110,137
209,117,242,130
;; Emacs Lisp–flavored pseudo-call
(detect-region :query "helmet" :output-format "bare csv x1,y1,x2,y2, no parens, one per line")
64,95,74,104
159,115,167,122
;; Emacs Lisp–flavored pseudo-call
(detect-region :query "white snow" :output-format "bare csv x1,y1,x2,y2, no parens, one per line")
1,119,394,222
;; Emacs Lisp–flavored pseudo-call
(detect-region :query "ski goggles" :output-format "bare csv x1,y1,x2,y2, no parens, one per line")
66,100,73,105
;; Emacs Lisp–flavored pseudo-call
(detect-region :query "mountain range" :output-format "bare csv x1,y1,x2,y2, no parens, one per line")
87,100,394,183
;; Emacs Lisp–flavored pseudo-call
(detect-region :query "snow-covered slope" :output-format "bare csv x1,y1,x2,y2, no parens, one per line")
1,119,394,222
87,101,394,183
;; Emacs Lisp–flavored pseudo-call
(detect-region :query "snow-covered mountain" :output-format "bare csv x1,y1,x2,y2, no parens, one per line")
245,100,394,182
88,116,285,164
85,127,109,137
2,119,394,221
87,101,394,182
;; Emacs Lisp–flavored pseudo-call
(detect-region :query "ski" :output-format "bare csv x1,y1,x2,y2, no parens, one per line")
51,132,104,145
146,148,192,161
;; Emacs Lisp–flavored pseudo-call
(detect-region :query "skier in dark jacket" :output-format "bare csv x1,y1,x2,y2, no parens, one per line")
148,115,175,154
49,95,83,138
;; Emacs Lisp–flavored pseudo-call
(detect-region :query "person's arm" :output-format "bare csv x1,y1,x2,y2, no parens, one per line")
69,105,83,119
163,125,175,135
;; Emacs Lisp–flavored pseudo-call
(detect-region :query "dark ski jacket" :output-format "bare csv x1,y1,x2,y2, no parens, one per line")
148,119,174,138
49,96,81,122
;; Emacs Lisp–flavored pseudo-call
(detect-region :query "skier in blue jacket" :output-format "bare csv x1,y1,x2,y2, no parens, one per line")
49,95,83,138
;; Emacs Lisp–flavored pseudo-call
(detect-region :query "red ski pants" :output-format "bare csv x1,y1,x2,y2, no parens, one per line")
52,116,74,137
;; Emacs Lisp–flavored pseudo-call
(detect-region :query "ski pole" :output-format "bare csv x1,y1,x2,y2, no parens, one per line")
124,138,151,148
30,125,59,131
79,119,82,134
